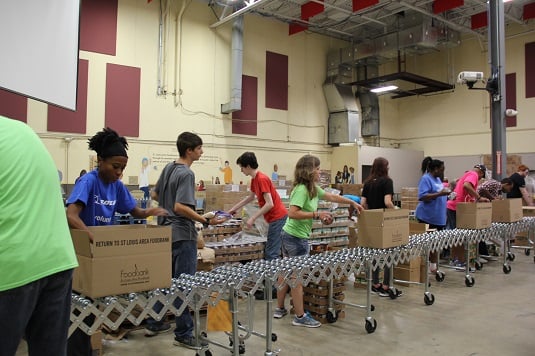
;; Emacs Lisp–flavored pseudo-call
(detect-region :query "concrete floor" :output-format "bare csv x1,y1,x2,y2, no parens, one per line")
17,250,535,356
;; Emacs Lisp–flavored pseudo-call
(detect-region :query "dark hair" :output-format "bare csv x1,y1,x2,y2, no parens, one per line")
364,157,389,184
176,132,202,157
427,159,444,172
293,154,320,199
421,156,432,174
501,177,513,185
236,152,259,169
88,127,128,158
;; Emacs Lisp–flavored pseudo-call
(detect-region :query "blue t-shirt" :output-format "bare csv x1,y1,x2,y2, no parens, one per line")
66,170,136,226
415,173,447,226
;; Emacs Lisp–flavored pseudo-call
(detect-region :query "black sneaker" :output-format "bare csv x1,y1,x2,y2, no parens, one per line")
144,322,171,337
173,336,208,349
371,284,389,297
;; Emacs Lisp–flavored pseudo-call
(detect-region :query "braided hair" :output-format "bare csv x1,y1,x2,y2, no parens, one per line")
88,128,128,158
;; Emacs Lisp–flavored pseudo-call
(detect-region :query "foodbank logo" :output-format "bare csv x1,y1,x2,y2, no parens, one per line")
120,264,150,285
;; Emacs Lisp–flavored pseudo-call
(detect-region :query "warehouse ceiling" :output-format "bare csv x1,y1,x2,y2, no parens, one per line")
209,0,534,43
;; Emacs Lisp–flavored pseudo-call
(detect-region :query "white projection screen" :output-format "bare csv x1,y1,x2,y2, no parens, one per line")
0,0,80,111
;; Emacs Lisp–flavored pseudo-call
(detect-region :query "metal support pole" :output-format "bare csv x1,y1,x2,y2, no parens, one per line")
488,0,507,180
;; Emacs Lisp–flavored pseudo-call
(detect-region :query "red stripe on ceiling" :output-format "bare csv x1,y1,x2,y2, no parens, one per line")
47,59,89,134
79,0,118,56
0,89,28,122
352,0,379,12
289,23,307,35
433,0,464,14
301,1,324,20
524,2,535,20
232,75,257,136
105,64,141,137
471,11,488,30
505,73,517,128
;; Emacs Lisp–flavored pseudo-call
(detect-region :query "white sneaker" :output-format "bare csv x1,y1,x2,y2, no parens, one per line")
477,257,488,264
273,307,288,319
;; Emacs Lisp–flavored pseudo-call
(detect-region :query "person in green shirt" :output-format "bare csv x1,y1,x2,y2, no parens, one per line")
273,154,362,327
0,117,78,356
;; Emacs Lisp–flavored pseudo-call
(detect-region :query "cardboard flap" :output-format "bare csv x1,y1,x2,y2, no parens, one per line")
70,229,93,257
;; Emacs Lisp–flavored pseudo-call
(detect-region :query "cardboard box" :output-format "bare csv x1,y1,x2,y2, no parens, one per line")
348,226,358,248
523,206,535,217
357,209,409,248
409,222,429,235
456,202,492,229
71,225,172,298
492,198,523,222
393,266,420,286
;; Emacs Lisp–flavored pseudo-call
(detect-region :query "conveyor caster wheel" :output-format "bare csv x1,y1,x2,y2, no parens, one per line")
424,293,435,306
271,333,277,342
370,304,375,312
506,252,515,261
365,319,377,334
435,271,445,282
326,310,338,323
503,264,512,274
475,261,483,271
525,249,531,256
465,276,475,287
229,338,245,354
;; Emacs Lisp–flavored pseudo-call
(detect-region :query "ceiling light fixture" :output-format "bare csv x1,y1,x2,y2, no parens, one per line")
370,85,398,93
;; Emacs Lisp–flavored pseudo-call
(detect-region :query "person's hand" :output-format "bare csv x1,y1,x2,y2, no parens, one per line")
245,217,255,229
210,215,228,225
319,212,333,225
440,188,451,195
151,207,169,216
351,202,364,214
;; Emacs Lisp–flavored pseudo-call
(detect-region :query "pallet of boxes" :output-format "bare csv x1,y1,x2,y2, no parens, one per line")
394,222,435,286
302,201,352,322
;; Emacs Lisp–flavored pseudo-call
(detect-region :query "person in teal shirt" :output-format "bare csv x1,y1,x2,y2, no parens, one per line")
273,155,362,327
0,117,78,356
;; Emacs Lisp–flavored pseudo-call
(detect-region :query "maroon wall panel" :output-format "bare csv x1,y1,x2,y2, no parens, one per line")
232,75,257,136
105,64,141,137
47,59,89,133
526,42,535,98
505,73,517,128
265,51,288,110
80,0,118,56
0,89,28,122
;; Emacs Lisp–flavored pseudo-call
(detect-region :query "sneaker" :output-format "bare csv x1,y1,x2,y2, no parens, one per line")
273,307,288,319
480,255,498,261
477,257,488,264
173,336,209,349
372,284,389,297
292,312,321,328
144,322,171,337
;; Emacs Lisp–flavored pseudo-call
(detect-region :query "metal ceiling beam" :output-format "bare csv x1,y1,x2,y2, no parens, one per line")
210,0,272,28
399,0,485,39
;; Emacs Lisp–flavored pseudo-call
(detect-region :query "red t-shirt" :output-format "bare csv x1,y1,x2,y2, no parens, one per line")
250,171,287,223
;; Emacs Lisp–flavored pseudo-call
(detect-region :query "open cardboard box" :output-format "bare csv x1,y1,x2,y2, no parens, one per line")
71,225,172,298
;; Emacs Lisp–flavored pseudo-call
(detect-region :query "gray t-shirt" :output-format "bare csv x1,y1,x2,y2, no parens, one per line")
154,162,197,242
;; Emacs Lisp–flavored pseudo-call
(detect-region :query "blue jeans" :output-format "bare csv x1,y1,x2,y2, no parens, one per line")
281,231,309,257
147,240,197,339
0,269,73,356
264,215,287,261
140,186,150,208
446,209,456,230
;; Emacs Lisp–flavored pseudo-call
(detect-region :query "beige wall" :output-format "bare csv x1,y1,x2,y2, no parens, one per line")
18,0,535,185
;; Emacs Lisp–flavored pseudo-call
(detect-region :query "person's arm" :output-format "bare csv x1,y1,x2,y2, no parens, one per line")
519,187,534,206
174,201,227,226
463,181,489,202
287,204,322,220
244,192,274,229
322,191,363,214
384,194,395,209
360,197,368,210
130,206,168,219
227,192,256,216
66,202,94,242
